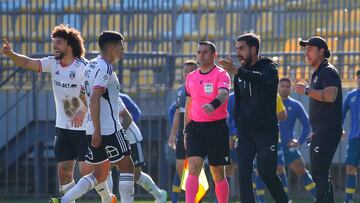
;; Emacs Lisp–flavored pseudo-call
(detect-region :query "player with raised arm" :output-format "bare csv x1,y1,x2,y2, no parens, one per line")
2,24,115,203
49,31,134,203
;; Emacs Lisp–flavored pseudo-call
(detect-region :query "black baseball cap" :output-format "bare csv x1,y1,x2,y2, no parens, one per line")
299,36,331,58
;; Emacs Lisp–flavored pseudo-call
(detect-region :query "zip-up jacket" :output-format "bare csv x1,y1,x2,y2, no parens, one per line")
233,57,279,133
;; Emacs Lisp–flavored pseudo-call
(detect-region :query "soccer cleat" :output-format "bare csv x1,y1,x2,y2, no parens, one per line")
49,198,61,203
111,194,117,203
155,189,167,203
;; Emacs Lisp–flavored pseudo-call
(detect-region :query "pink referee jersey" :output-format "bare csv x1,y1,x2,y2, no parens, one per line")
185,65,231,122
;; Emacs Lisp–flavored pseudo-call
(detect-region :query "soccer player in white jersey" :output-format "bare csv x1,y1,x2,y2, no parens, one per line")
114,94,167,203
49,31,135,203
1,24,115,203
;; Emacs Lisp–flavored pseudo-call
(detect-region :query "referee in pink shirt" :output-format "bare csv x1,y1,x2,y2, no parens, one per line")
184,41,231,203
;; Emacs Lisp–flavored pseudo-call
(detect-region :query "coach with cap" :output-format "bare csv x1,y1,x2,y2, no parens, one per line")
294,36,342,203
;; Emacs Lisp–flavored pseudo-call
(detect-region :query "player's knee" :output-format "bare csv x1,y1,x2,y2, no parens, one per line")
187,157,203,176
346,165,357,175
115,155,135,173
134,167,141,181
93,170,109,183
276,165,285,174
79,164,93,177
58,162,75,180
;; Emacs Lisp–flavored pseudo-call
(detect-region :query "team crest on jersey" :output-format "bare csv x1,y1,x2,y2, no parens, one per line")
55,71,60,75
288,106,292,111
69,71,76,79
103,75,109,81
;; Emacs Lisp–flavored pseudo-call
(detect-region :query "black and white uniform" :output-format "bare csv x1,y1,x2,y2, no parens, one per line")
39,56,88,162
83,55,130,164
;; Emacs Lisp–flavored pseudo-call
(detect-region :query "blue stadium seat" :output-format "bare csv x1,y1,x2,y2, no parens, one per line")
175,13,196,39
161,0,183,10
108,14,127,34
0,0,26,12
44,0,75,12
1,15,13,39
62,14,82,31
149,14,172,40
32,15,57,41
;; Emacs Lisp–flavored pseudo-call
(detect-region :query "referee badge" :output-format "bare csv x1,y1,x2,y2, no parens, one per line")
204,83,213,94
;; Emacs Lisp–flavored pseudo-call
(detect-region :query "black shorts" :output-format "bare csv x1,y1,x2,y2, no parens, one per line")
175,132,186,160
130,143,145,167
54,127,88,162
186,119,231,166
85,129,131,164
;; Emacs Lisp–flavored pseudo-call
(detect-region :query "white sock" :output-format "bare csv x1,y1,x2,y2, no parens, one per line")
59,180,75,195
119,173,135,203
95,181,112,203
59,180,76,203
106,171,113,193
61,174,97,203
136,172,162,199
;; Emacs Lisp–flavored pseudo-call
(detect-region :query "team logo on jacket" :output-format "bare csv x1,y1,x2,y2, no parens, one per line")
351,96,356,103
313,76,318,83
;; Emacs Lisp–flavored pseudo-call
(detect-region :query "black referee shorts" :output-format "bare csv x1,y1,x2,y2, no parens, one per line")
186,119,230,166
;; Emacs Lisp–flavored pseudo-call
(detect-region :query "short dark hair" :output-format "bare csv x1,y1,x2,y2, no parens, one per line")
51,24,85,58
198,41,216,53
236,33,261,54
279,77,291,85
184,60,198,67
98,31,124,51
356,70,360,77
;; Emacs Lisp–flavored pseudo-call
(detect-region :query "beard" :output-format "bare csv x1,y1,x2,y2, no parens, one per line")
238,54,252,67
54,52,65,60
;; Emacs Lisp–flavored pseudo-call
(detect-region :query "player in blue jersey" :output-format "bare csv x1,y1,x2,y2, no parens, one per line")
343,70,360,203
279,77,316,199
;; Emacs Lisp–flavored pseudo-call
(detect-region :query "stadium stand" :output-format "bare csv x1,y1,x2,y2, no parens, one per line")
1,0,360,200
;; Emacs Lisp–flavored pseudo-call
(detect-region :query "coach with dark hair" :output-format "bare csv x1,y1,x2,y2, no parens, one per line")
219,33,289,203
294,36,342,203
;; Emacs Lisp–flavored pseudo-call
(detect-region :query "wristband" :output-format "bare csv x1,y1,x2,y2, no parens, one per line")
210,98,221,109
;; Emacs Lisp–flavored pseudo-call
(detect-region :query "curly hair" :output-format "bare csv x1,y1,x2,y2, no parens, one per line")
51,24,85,58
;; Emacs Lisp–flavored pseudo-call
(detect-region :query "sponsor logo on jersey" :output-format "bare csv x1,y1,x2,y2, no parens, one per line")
54,80,77,88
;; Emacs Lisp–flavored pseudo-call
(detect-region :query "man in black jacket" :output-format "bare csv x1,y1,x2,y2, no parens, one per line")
294,36,342,203
219,33,289,203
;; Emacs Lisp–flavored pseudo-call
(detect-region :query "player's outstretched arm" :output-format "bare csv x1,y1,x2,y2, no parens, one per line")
1,39,40,71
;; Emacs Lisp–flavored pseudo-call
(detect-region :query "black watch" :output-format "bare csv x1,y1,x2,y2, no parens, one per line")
305,86,310,95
